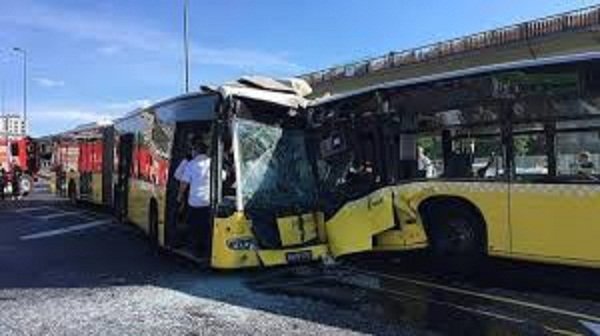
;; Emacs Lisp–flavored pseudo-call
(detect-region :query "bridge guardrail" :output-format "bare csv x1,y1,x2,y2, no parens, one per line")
302,5,600,86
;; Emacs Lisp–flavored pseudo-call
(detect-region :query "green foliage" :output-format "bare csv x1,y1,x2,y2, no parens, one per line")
417,137,442,158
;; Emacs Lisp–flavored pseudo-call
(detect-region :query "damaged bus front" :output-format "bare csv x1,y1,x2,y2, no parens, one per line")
207,78,331,268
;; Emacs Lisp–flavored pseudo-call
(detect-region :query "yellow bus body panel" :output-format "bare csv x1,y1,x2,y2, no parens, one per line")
211,213,264,269
389,182,511,254
509,183,600,263
277,213,320,247
380,181,600,268
211,212,329,269
49,175,59,195
325,188,396,257
90,172,103,205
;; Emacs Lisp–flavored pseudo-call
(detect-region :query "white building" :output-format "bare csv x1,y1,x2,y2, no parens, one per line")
0,115,27,136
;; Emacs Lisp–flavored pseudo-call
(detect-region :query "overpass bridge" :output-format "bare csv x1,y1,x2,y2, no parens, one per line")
301,5,600,96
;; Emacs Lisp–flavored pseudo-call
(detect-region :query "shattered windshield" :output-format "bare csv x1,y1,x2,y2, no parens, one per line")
235,118,317,212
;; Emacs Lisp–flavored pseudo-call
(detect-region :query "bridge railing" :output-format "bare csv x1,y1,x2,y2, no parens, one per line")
302,5,600,86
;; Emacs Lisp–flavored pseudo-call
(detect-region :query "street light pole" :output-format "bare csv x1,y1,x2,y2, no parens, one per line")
12,47,27,136
183,0,190,93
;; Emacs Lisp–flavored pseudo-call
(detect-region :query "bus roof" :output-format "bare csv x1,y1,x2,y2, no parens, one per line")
310,52,600,106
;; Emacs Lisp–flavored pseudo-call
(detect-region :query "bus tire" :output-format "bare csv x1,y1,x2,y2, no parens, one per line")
421,199,486,275
148,200,159,249
68,180,77,205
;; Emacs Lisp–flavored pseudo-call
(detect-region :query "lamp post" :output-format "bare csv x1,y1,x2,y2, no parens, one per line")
12,47,27,136
183,0,190,93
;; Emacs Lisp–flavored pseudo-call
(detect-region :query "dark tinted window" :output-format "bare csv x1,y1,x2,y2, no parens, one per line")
155,94,218,123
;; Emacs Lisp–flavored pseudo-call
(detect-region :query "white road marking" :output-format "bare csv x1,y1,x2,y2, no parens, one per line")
344,266,600,324
20,219,112,240
582,321,600,335
14,206,53,213
38,211,82,220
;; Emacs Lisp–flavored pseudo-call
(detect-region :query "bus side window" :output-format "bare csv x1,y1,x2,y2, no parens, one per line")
556,131,600,181
416,135,443,178
513,132,548,179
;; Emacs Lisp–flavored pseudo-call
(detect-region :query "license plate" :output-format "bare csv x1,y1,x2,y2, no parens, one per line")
285,250,313,264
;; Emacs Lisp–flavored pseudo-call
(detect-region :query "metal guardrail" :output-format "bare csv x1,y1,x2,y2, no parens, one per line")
301,5,600,86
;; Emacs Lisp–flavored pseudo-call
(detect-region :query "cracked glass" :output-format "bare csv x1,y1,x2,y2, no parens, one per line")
235,118,317,212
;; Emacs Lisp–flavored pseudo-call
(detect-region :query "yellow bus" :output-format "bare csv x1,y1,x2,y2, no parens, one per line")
49,122,114,206
109,78,332,268
308,52,600,270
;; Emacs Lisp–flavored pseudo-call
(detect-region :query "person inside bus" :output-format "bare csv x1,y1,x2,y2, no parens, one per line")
476,152,496,178
576,151,596,178
0,167,6,201
177,138,211,257
417,146,436,178
174,151,193,225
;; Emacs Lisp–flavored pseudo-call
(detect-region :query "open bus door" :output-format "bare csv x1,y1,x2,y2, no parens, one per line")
115,134,134,221
164,120,214,257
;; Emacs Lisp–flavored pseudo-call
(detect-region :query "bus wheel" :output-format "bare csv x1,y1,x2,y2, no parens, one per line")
425,203,485,275
148,200,159,249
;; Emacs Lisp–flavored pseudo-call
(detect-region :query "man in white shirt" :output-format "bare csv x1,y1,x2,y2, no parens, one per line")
177,140,212,256
174,155,191,182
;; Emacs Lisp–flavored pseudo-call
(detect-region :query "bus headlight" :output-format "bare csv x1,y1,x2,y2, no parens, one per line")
226,237,257,250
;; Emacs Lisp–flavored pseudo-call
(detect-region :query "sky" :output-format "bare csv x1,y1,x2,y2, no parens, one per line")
0,0,599,136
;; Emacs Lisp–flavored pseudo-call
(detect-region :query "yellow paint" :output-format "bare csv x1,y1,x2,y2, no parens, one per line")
374,227,427,251
156,188,167,246
211,212,330,269
127,178,156,232
509,183,600,263
276,213,320,247
211,213,261,269
379,181,600,268
90,173,103,205
392,182,510,253
325,188,396,257
49,175,57,194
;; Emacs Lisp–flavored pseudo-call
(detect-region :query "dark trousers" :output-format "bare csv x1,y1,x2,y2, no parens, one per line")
0,183,4,200
187,206,212,257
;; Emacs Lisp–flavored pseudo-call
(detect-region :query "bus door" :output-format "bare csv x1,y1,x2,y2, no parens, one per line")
116,134,134,221
165,121,213,255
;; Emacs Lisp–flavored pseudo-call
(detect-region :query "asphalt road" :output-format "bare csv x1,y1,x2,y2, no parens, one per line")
2,187,600,335
0,189,424,336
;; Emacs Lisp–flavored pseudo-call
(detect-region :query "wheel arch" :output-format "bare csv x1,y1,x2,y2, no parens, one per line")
417,195,488,248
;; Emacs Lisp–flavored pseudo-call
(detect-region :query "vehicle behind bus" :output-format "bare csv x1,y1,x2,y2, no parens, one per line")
0,136,39,197
50,124,114,207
